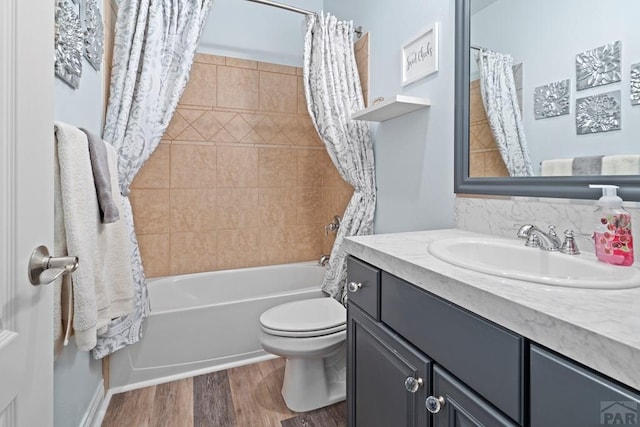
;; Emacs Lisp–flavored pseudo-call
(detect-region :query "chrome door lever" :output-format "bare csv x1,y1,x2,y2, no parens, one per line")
28,245,78,286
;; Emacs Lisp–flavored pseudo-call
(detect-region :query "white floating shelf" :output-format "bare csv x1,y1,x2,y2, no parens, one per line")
351,95,431,122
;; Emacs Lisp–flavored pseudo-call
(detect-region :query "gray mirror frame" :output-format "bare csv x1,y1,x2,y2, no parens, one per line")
453,0,640,201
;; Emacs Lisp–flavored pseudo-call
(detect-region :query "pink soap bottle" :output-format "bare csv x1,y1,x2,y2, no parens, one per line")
590,184,634,266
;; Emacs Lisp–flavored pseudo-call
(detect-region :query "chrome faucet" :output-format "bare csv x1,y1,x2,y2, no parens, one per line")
516,224,562,251
517,224,581,254
318,254,330,266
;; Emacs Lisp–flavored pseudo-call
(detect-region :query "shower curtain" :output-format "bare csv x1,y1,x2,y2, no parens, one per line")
303,12,376,304
478,49,534,177
93,0,212,358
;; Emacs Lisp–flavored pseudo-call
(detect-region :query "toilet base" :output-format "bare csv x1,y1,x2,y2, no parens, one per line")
281,344,346,412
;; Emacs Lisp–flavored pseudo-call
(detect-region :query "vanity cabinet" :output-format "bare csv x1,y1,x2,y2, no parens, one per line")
347,256,521,427
530,345,640,427
346,255,640,427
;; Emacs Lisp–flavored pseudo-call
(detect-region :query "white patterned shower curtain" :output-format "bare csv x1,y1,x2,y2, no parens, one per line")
93,0,212,358
303,12,376,304
478,49,534,177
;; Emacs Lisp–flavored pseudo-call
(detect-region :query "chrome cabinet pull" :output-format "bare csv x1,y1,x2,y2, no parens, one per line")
347,281,362,292
28,245,78,286
404,376,424,393
425,395,446,414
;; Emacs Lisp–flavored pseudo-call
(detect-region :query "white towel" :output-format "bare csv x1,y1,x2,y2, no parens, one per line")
54,122,135,351
602,155,640,175
54,144,72,357
540,158,573,176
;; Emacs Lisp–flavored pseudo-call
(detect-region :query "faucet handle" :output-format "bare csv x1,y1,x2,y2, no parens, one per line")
547,225,558,237
560,229,580,255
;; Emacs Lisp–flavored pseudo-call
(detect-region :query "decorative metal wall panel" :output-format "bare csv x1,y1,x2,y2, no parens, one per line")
576,41,621,91
54,1,83,89
84,0,104,71
576,90,621,135
534,79,570,119
631,63,640,106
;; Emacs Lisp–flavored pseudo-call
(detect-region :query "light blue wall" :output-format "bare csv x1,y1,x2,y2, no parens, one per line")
324,0,456,233
199,0,323,66
53,7,105,426
53,341,103,427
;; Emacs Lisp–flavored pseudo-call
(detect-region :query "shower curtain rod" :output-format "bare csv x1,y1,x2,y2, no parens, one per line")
244,0,363,37
245,0,315,16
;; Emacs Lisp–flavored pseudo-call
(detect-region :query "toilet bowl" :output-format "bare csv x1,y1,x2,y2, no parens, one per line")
259,297,346,412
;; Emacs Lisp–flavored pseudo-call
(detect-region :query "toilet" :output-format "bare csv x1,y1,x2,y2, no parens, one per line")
259,297,347,412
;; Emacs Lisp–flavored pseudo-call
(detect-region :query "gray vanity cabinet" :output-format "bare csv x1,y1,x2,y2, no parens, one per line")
530,345,640,427
347,256,522,427
348,304,431,427
346,255,640,427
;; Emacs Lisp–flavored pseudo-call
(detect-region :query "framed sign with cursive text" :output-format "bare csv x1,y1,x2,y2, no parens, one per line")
401,23,439,86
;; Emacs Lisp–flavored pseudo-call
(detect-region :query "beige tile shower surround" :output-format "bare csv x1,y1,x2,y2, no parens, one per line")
130,53,358,277
469,79,509,177
103,0,117,117
354,33,370,107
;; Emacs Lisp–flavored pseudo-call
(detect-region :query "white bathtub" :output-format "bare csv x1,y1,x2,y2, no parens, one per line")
108,261,326,392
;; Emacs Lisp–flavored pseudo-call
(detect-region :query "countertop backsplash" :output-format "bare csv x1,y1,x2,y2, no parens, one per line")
455,195,640,257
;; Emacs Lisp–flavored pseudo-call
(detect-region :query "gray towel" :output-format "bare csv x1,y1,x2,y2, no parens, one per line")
80,128,120,223
572,155,604,176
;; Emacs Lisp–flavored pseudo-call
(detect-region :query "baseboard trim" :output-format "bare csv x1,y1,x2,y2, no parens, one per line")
80,379,104,427
92,387,113,427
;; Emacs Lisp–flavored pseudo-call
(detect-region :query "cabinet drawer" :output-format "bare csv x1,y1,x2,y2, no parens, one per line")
381,272,524,424
530,345,640,427
346,256,381,320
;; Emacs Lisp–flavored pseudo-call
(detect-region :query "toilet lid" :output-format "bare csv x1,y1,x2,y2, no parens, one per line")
260,297,346,335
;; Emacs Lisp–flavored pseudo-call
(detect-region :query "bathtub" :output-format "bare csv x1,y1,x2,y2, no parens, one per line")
108,261,326,392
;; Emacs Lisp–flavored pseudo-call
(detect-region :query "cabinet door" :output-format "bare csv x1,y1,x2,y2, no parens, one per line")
382,272,523,423
431,366,517,427
530,345,640,427
348,304,431,427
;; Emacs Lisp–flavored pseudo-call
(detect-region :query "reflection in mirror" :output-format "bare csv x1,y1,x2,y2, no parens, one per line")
455,0,640,201
469,0,640,178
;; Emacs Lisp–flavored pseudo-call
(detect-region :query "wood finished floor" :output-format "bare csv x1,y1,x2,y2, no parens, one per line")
101,358,346,427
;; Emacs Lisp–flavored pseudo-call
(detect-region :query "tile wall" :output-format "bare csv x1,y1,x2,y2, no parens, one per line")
130,53,357,277
354,33,370,107
469,79,509,177
103,0,117,117
469,63,524,177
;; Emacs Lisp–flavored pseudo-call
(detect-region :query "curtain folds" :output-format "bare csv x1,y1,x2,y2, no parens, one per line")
93,0,213,358
303,12,376,304
478,49,534,177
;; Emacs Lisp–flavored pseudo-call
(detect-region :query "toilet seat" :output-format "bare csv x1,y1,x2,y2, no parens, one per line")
260,297,346,338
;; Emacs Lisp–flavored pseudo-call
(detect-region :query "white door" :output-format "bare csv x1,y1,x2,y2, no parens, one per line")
0,0,55,426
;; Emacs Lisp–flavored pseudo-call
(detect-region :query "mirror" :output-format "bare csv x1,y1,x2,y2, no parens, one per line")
454,0,640,201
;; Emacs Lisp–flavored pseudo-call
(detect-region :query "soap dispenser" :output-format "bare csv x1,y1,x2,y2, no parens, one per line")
589,184,634,266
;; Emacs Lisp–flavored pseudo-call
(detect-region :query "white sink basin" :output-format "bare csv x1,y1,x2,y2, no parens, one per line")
428,237,640,289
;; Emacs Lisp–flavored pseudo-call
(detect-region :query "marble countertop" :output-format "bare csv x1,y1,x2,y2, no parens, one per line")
344,228,640,390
